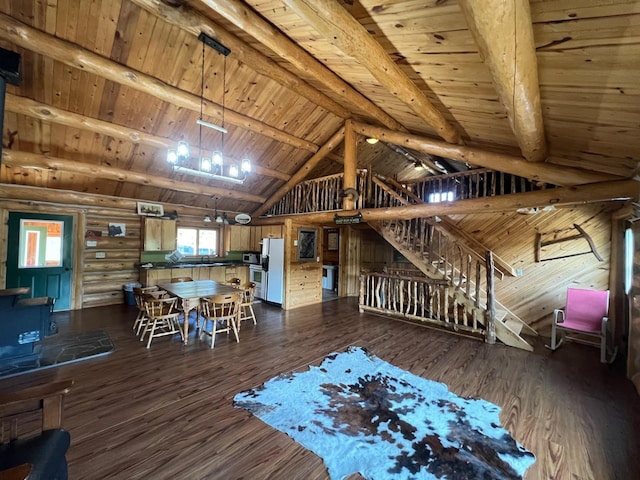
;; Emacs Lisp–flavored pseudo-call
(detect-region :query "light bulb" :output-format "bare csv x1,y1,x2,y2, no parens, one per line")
229,164,239,177
212,151,223,166
241,159,251,173
200,157,212,172
177,141,189,158
366,137,379,144
167,150,178,164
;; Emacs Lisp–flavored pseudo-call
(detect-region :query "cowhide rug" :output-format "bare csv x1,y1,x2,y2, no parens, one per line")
234,346,535,480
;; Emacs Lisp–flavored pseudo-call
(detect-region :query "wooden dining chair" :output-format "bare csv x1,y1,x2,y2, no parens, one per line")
238,282,257,329
199,292,241,349
132,286,167,336
171,276,193,283
140,296,183,348
227,277,241,287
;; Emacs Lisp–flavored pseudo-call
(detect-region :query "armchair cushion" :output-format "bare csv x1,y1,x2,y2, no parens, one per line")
0,428,70,480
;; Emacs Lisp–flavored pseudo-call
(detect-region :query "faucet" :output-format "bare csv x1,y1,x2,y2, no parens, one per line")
201,255,211,264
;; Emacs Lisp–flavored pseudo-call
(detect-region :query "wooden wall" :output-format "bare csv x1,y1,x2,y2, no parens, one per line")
0,184,248,310
0,194,142,309
82,212,141,308
284,219,323,310
449,203,620,332
348,203,625,335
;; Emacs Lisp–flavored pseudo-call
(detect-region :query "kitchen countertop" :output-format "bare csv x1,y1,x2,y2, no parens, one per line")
139,261,247,269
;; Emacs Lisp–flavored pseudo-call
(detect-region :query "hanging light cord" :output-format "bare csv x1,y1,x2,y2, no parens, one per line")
220,54,226,155
199,38,205,161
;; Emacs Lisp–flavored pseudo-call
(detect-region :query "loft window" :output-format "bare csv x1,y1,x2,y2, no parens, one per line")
428,191,455,203
177,227,220,257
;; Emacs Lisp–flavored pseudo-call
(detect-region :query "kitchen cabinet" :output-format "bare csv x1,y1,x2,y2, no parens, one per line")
227,225,252,251
139,265,248,287
250,225,283,252
143,218,176,251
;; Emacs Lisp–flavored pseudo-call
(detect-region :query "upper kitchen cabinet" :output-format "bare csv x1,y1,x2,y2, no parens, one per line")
227,225,252,251
143,218,176,251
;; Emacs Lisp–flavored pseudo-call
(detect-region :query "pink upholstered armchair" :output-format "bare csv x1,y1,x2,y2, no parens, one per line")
548,288,617,363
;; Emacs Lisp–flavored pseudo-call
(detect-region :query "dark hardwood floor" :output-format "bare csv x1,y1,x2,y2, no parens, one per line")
2,298,638,480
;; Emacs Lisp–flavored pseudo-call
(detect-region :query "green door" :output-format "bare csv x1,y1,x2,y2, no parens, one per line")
6,212,74,311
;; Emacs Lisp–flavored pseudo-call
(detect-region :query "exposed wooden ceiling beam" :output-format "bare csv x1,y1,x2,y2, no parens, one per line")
0,13,318,153
254,180,639,224
282,0,460,144
0,184,227,218
252,126,345,217
198,0,406,132
2,150,266,204
352,121,620,186
5,93,290,182
130,0,350,119
459,0,547,162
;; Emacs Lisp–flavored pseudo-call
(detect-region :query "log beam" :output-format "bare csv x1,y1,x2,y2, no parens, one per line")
254,180,639,224
351,121,620,186
199,0,406,132
0,13,318,153
459,0,547,162
5,93,290,182
282,0,460,144
2,150,266,204
251,126,345,217
130,0,350,119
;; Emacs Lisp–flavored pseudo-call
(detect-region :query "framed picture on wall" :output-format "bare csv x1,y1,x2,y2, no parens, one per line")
136,201,164,217
327,231,339,251
298,228,318,261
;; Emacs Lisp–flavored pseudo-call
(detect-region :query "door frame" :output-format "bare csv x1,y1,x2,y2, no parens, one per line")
2,207,83,310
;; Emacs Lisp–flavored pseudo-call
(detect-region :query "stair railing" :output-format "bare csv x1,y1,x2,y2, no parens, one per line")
358,272,485,336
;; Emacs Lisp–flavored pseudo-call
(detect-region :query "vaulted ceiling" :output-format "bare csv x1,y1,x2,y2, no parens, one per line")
0,0,637,217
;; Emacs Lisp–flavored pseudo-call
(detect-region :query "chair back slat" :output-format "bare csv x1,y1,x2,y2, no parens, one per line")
564,288,609,332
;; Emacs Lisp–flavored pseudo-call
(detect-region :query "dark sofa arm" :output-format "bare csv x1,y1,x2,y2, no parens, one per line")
0,381,73,433
0,381,73,480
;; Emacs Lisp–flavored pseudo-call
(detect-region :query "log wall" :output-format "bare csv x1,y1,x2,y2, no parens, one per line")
82,212,142,308
0,196,142,310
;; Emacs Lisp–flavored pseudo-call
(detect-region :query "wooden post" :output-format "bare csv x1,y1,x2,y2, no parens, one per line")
485,251,496,345
343,120,358,211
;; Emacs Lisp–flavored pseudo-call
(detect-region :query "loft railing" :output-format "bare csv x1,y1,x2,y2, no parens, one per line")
401,168,552,203
264,168,553,217
265,171,369,216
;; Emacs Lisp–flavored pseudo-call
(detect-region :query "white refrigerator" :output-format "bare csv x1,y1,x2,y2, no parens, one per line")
261,238,285,305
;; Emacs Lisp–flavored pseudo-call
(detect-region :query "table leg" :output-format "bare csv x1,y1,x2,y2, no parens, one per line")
180,298,195,344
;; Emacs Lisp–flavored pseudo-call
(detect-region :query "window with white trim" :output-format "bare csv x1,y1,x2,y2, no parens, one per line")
177,227,220,257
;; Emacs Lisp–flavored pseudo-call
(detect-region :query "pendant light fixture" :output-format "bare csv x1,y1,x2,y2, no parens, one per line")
166,33,251,184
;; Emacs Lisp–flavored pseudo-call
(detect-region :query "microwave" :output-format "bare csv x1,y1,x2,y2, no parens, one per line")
242,253,260,264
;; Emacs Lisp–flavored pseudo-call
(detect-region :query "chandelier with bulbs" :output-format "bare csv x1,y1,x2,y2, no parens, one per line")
166,33,251,184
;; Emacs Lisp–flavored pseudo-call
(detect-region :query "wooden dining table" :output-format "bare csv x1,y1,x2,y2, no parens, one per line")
157,280,239,344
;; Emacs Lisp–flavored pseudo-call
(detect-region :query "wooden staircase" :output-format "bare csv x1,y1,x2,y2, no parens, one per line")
368,175,537,351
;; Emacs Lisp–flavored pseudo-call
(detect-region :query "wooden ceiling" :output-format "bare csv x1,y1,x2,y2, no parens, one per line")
0,0,637,216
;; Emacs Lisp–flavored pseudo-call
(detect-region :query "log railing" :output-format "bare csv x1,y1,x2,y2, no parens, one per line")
358,272,485,336
401,168,552,203
264,167,553,217
265,171,369,216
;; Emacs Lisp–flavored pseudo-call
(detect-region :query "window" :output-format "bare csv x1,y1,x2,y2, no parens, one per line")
428,191,455,203
625,227,634,294
19,219,63,268
177,227,220,257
